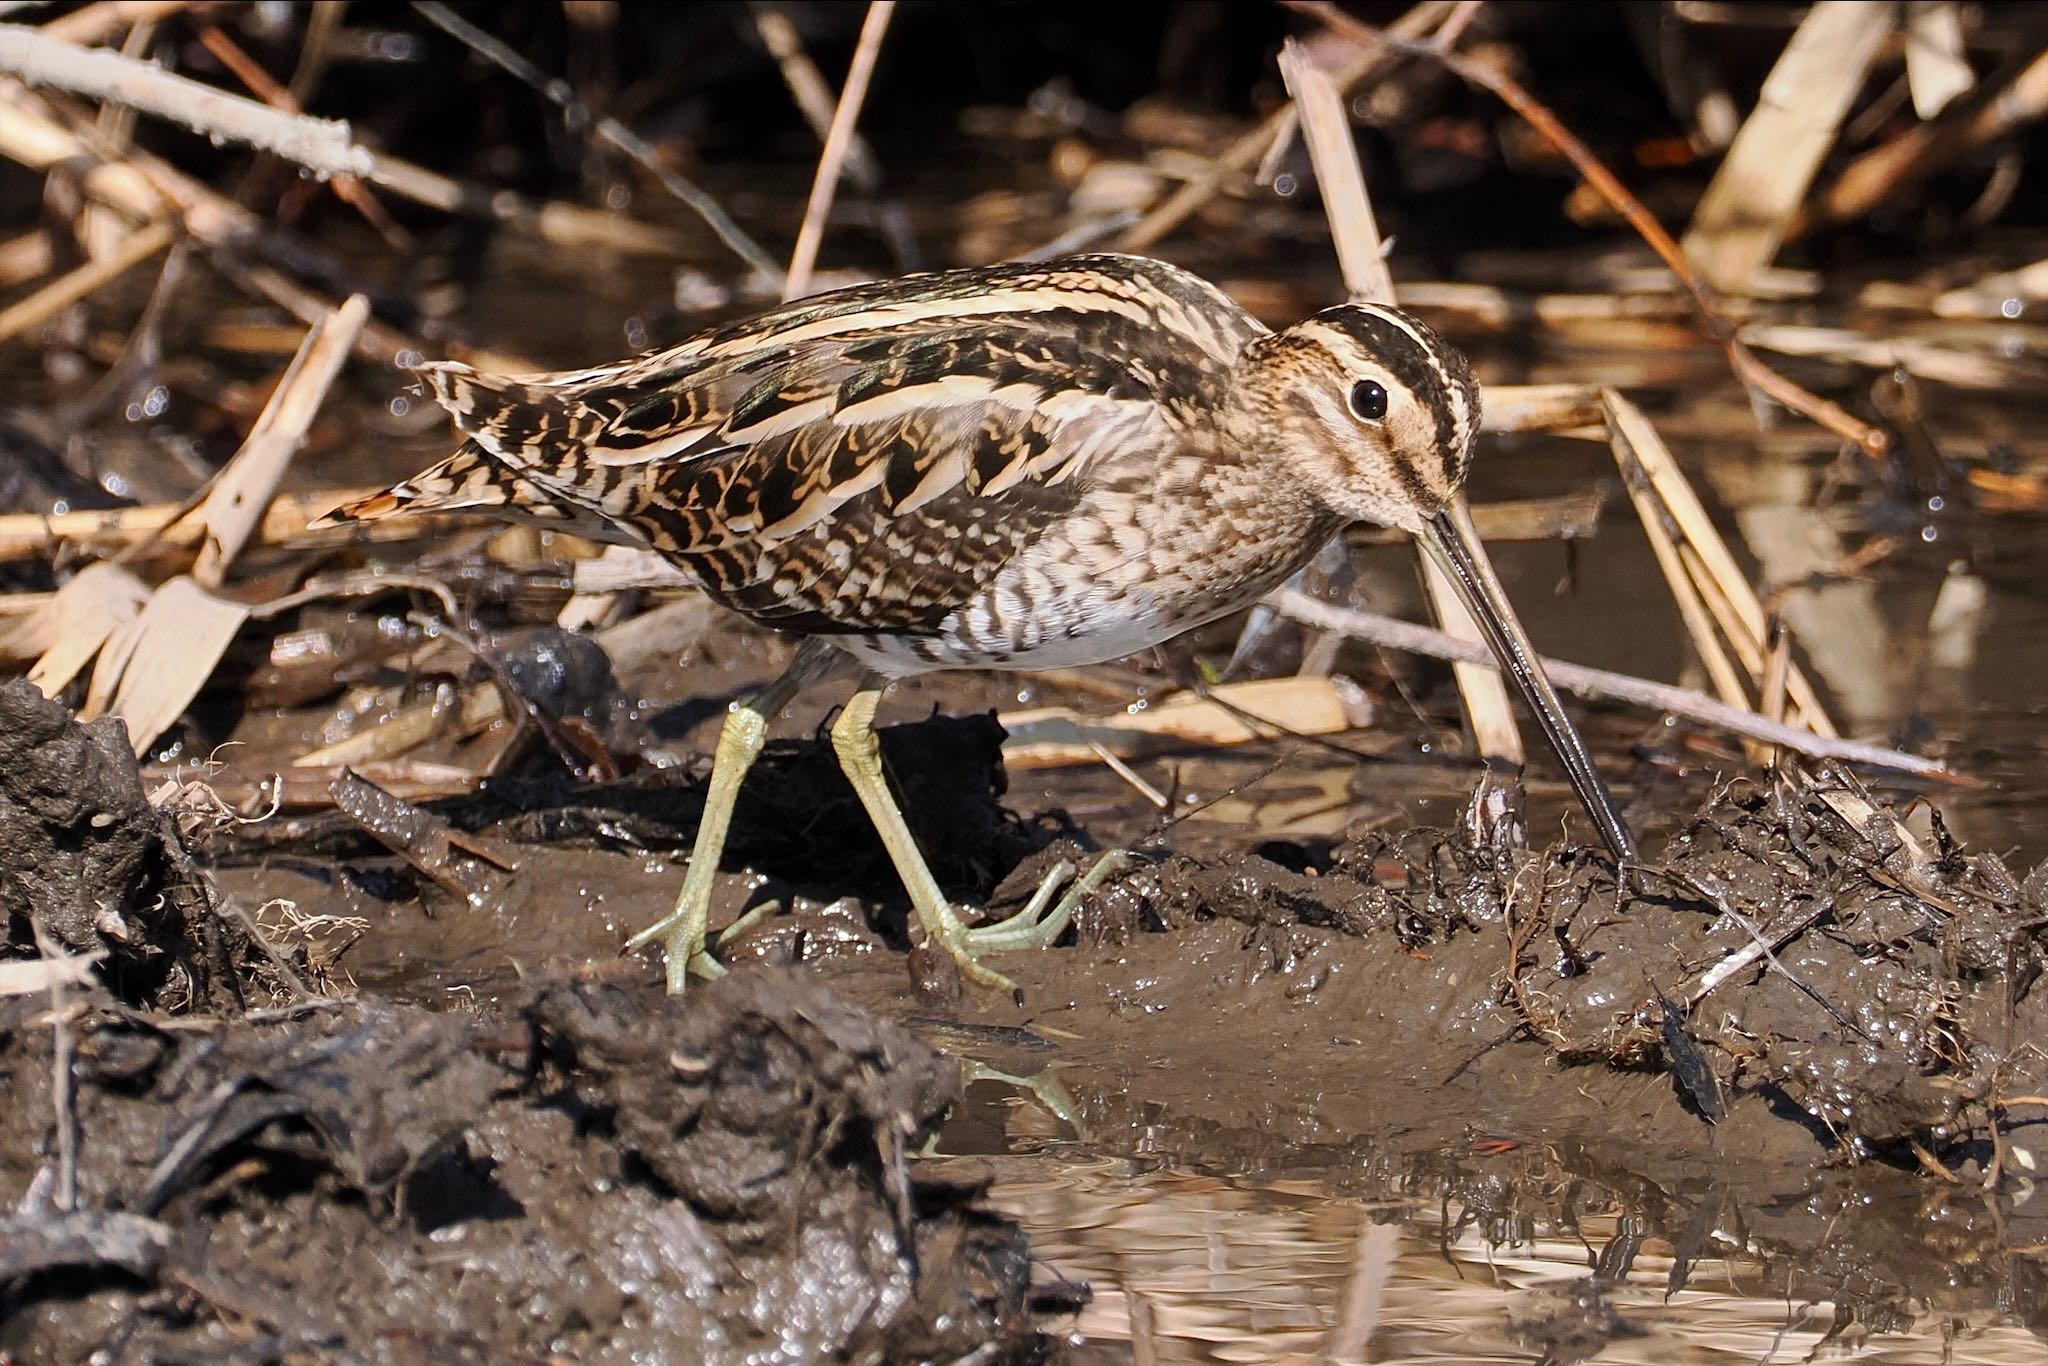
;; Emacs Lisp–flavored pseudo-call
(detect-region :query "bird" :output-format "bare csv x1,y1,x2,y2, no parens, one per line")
316,253,1635,996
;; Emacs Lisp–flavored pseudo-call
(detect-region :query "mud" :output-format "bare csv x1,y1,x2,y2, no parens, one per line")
0,968,1064,1364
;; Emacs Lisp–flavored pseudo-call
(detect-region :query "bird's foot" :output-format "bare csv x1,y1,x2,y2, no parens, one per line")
922,850,1136,992
623,871,729,995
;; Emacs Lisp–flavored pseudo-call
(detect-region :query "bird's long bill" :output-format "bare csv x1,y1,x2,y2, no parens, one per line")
1423,508,1637,864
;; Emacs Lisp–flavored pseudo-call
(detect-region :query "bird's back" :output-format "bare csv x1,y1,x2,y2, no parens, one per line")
325,255,1270,641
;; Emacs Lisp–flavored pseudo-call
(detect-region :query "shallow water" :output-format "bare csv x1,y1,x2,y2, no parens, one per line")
979,1157,2042,1364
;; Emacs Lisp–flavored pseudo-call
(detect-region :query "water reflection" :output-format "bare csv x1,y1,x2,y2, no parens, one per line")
983,1160,2044,1364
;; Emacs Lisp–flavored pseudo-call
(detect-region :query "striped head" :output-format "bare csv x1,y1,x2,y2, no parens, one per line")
1229,303,1481,535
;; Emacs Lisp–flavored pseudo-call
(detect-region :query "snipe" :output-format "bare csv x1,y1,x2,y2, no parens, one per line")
319,253,1634,994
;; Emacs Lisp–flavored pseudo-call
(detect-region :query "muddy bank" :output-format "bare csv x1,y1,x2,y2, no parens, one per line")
0,971,1063,1364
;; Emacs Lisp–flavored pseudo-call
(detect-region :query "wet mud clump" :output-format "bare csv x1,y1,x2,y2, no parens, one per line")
1091,766,2048,1170
0,679,246,1007
0,972,1058,1364
0,679,165,957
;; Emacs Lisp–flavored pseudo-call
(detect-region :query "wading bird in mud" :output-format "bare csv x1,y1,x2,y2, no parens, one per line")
319,253,1634,994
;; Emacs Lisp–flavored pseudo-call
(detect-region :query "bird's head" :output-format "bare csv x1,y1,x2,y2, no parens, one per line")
1230,302,1481,535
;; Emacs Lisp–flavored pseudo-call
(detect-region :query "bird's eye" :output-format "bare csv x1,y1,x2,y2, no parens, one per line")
1349,380,1389,421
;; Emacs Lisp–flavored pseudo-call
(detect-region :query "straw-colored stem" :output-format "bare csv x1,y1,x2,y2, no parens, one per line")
784,0,895,300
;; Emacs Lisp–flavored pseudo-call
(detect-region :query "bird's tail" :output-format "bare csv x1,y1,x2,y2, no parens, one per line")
311,359,635,542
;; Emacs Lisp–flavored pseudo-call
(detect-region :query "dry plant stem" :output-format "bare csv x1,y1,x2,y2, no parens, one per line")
1759,618,1791,760
0,485,399,564
1605,391,1838,737
27,918,80,1213
1286,1,1889,459
0,23,373,177
1615,426,1764,761
40,1,188,47
0,42,692,262
193,294,369,587
1280,36,1524,764
783,0,894,300
1680,1,1894,293
752,3,916,272
0,215,173,344
408,1,777,277
1118,0,1461,253
1001,675,1371,769
1280,39,1393,301
751,5,885,195
1266,588,1949,779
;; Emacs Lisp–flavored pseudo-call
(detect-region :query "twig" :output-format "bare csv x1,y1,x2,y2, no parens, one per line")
1266,587,1954,779
27,918,81,1213
3,18,701,262
409,1,781,281
40,2,189,47
784,0,894,299
1684,896,1828,1005
1657,867,1869,1041
0,22,373,176
751,3,916,270
1284,1,1889,459
192,20,412,249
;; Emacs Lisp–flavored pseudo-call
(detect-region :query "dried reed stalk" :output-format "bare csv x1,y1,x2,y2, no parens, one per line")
1000,676,1373,770
0,216,174,344
0,22,372,177
1797,46,2048,238
1603,390,1839,739
0,486,392,565
1286,0,1890,458
4,17,699,262
1267,589,1947,779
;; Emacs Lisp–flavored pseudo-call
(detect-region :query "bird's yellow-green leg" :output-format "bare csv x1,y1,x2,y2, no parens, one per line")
829,679,1134,992
626,643,833,995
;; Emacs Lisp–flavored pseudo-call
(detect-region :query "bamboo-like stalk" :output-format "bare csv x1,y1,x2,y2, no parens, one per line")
1680,1,1895,293
1604,391,1838,738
